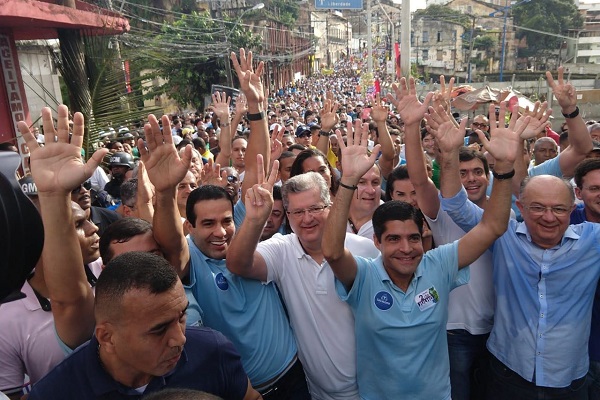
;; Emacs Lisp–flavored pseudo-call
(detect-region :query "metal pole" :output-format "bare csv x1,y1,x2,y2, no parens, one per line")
400,0,410,78
467,15,475,83
499,0,508,82
367,0,373,74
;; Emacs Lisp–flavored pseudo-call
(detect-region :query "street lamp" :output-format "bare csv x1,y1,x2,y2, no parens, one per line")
489,0,530,82
224,2,264,86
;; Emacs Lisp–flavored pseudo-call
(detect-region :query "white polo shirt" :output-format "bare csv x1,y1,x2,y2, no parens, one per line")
257,233,379,400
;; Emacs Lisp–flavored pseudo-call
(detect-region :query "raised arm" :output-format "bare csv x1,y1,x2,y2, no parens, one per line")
142,114,192,278
456,103,523,267
371,93,395,180
322,121,381,290
316,98,339,157
211,91,233,166
231,49,269,203
134,161,155,223
546,67,592,176
425,104,467,200
226,154,278,281
18,105,108,349
388,77,438,218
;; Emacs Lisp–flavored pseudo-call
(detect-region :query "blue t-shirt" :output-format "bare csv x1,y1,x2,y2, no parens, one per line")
30,327,248,400
336,243,468,400
187,236,297,386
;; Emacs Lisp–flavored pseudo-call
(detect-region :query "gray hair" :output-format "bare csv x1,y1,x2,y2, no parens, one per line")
281,172,330,210
119,178,138,207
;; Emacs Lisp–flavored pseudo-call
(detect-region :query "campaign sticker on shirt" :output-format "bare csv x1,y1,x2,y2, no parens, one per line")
215,272,229,291
374,291,394,310
415,287,439,312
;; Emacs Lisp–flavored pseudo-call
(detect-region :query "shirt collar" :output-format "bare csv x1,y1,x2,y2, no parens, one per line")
373,255,423,285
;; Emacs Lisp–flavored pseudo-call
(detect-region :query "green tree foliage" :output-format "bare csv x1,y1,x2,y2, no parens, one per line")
267,0,300,28
414,5,472,29
473,35,496,56
513,0,583,60
136,11,261,108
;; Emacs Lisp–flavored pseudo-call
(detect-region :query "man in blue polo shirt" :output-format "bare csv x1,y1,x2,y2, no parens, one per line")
321,99,521,399
438,89,600,398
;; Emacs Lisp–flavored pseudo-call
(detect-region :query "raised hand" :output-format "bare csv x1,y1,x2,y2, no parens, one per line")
319,98,340,131
479,102,528,165
425,104,467,154
139,114,192,192
245,154,279,220
209,91,231,122
546,66,577,113
370,93,389,123
270,125,285,161
338,120,381,181
431,75,454,112
386,77,433,126
231,49,265,105
17,105,108,194
200,158,227,187
235,93,248,116
516,101,553,140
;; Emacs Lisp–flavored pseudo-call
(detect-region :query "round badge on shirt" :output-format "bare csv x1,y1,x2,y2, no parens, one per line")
374,291,393,310
215,272,229,291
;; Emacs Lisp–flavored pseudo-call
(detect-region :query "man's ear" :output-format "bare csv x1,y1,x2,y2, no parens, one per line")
96,322,116,353
575,187,583,201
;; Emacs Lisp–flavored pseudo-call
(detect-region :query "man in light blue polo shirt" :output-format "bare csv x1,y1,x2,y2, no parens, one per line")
439,70,599,400
321,98,521,399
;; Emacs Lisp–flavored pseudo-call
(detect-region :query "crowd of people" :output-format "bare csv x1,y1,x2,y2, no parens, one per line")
2,48,600,400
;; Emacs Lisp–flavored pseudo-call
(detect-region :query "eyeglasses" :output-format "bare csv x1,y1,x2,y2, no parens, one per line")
523,204,571,216
582,185,600,194
286,204,329,219
72,181,92,194
472,122,488,128
226,175,239,183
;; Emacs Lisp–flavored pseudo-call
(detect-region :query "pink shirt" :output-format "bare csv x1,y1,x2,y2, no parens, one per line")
0,281,65,393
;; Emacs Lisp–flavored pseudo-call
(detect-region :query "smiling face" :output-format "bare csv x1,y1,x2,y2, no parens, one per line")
103,282,188,388
301,156,331,190
374,219,424,289
575,169,600,223
176,171,198,215
459,158,489,207
351,165,382,216
517,176,574,249
421,134,436,157
286,188,330,247
390,179,418,207
186,198,235,260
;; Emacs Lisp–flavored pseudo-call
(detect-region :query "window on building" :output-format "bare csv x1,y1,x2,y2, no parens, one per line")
437,31,442,42
423,31,429,43
437,49,443,61
422,49,429,60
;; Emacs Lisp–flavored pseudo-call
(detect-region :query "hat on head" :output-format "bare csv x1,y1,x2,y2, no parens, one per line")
295,125,311,138
270,123,281,132
309,122,321,131
285,119,294,126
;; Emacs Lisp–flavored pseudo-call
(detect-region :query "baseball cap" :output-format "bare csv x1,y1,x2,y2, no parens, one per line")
295,125,311,138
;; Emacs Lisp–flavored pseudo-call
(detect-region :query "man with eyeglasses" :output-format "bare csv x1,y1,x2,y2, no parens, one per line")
470,115,489,133
439,69,600,398
227,171,379,399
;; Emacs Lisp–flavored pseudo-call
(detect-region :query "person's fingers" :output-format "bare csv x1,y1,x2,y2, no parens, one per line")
17,121,38,151
545,70,556,89
145,114,160,151
267,160,279,186
55,105,70,142
180,144,193,169
488,104,498,131
70,112,85,148
440,75,446,94
161,115,174,146
41,107,56,144
257,153,265,184
86,148,110,178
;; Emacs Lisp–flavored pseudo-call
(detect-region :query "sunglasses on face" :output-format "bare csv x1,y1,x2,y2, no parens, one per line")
72,181,92,194
227,175,239,183
472,122,488,128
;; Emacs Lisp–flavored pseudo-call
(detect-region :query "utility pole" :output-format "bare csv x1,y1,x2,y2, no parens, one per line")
400,0,410,77
466,15,475,83
367,0,373,74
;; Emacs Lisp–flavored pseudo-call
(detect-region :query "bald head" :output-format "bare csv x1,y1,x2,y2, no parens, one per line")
519,175,575,205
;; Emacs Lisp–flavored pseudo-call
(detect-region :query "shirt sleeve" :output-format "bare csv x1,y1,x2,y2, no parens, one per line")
335,256,370,308
233,200,246,230
439,187,482,232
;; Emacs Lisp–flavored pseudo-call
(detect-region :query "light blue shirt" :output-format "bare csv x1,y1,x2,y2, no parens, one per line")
336,243,468,399
186,236,297,386
529,155,562,177
441,187,600,387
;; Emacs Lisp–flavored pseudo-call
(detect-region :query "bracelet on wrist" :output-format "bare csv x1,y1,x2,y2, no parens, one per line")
339,181,358,190
492,169,515,180
220,121,231,128
246,111,265,121
561,106,579,119
319,130,333,137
